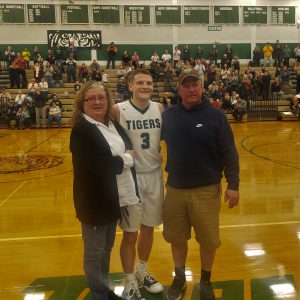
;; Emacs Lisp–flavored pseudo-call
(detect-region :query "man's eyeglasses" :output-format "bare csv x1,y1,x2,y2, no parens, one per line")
84,95,106,103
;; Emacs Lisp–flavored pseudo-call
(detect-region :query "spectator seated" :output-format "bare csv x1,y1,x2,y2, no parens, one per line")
48,102,62,128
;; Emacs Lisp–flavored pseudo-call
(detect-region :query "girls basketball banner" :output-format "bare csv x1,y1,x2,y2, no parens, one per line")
47,30,102,49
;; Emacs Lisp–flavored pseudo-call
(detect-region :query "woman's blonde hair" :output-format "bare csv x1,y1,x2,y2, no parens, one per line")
71,81,113,127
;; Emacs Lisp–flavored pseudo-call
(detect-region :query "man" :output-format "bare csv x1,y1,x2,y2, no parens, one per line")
113,69,164,300
162,50,172,64
106,42,118,69
163,62,174,92
66,39,78,60
116,76,130,101
262,42,273,67
231,94,247,123
90,59,101,74
35,89,48,128
291,94,300,118
224,44,233,64
271,77,282,100
221,53,231,68
194,59,206,88
0,87,12,119
273,40,282,67
261,69,272,100
66,53,77,83
294,44,300,66
52,65,63,88
173,46,181,68
161,70,240,300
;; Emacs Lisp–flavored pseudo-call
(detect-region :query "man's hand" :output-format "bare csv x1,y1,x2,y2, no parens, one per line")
224,188,239,208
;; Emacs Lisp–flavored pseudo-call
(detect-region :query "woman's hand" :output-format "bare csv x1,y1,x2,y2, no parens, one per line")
125,150,135,159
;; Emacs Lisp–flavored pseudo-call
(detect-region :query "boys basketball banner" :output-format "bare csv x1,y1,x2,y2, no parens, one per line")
47,30,102,49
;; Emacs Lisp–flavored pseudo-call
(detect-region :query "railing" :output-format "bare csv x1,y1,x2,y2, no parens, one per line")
248,96,278,121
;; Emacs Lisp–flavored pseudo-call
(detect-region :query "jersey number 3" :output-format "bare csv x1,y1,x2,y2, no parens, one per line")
141,133,150,149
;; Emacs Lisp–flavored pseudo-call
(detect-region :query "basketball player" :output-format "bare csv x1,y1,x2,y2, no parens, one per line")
113,69,164,300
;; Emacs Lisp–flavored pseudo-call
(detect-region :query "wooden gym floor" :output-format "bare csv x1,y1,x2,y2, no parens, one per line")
0,121,299,300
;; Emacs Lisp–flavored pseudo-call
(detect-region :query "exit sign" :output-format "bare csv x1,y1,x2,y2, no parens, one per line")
208,25,222,31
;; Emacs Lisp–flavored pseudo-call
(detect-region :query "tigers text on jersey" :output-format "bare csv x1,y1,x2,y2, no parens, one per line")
118,100,162,173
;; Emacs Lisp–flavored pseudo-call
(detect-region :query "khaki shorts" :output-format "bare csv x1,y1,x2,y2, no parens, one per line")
163,184,222,250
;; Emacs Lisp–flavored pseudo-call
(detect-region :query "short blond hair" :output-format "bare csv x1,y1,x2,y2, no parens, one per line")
71,81,113,127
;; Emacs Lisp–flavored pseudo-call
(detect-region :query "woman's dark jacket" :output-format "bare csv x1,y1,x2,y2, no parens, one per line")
70,117,132,226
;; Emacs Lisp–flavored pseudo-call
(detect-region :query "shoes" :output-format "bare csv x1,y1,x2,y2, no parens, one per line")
122,280,145,300
136,271,164,293
108,290,123,300
167,276,187,300
200,281,215,300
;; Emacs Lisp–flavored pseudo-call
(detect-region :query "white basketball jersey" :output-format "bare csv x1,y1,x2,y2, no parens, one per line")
118,100,162,173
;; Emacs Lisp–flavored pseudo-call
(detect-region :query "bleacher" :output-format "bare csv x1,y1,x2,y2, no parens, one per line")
0,67,120,127
1,63,299,127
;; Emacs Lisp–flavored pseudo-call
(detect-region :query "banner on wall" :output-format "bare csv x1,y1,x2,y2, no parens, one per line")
47,30,102,49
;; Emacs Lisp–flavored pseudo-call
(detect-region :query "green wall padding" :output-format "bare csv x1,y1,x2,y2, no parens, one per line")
1,43,254,61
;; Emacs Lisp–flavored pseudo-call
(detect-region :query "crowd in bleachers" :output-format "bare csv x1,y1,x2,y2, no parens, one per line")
0,85,65,129
1,39,300,128
137,41,300,121
0,41,113,128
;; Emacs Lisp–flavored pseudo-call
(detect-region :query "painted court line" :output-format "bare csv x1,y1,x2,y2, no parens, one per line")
0,181,27,208
0,220,299,242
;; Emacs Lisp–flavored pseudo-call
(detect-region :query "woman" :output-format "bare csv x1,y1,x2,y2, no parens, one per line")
150,51,160,63
44,62,53,88
173,46,181,67
78,63,90,83
207,64,216,86
252,46,261,67
70,81,138,300
122,50,131,67
220,63,231,84
131,51,140,69
282,44,291,68
4,46,15,69
161,92,173,110
21,48,31,69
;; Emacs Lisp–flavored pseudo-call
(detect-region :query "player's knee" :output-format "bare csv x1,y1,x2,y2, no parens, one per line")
140,223,154,233
123,231,138,244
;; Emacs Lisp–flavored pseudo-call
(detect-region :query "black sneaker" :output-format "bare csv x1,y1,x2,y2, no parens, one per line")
200,281,215,300
167,276,187,300
136,271,164,293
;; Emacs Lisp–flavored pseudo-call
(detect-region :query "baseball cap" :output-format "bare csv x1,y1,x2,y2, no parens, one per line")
178,69,200,85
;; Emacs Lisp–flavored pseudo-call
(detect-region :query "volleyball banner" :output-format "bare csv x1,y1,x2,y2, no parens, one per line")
47,30,102,49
